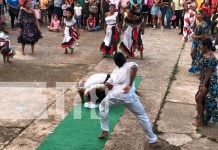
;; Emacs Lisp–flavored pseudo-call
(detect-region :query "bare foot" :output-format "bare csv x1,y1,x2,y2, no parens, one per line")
192,118,204,126
64,49,68,54
7,60,13,64
98,131,109,139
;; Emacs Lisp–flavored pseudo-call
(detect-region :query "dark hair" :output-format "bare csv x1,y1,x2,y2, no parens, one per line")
65,7,74,20
203,0,211,6
23,0,29,7
114,52,126,68
66,7,74,15
109,4,116,8
52,13,58,18
198,9,205,18
202,38,216,51
129,7,134,15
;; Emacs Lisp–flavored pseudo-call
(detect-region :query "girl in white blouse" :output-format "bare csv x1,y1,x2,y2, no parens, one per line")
61,7,79,54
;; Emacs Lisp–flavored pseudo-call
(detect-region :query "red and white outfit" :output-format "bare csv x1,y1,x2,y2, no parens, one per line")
61,17,79,49
0,31,15,58
99,12,119,56
183,9,196,41
119,17,143,58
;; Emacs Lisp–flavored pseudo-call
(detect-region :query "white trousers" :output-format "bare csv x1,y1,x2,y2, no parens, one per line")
99,95,158,143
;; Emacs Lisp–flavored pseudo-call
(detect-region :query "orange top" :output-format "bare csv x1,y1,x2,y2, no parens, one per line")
40,0,49,10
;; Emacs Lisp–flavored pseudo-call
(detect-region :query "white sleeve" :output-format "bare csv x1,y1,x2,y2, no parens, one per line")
72,17,76,24
128,62,138,69
106,77,113,84
114,12,119,17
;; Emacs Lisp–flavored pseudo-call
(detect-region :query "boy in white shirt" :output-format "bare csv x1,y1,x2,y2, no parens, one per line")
74,2,83,31
98,53,161,148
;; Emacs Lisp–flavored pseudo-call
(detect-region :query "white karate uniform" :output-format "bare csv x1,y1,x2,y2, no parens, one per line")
99,62,158,143
84,73,108,89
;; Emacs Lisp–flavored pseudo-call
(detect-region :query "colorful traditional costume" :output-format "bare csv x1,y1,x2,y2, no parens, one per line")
0,31,15,59
61,17,79,50
99,12,119,57
119,16,143,58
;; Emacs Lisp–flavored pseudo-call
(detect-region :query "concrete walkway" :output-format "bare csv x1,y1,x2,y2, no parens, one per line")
156,42,218,150
0,21,217,150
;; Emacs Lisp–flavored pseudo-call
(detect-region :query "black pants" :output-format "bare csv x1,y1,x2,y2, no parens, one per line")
96,90,106,104
215,31,218,45
48,5,54,23
180,10,184,34
172,10,183,27
9,7,19,29
53,7,63,20
93,13,99,26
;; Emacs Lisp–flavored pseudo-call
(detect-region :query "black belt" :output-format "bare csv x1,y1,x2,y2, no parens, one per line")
103,74,110,83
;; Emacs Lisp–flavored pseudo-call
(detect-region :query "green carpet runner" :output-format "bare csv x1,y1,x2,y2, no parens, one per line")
38,76,142,150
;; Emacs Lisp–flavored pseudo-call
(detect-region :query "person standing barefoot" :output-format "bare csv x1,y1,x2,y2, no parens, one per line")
18,0,42,55
98,53,162,148
193,38,218,126
98,4,119,57
61,7,79,55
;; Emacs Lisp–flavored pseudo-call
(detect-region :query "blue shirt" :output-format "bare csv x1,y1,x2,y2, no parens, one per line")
7,0,19,7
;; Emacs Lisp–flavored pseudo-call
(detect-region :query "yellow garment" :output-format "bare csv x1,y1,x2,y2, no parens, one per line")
196,0,203,11
40,0,49,10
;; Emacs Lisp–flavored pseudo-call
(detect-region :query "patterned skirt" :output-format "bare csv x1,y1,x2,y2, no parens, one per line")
119,26,143,58
62,27,79,48
188,40,203,73
0,40,15,58
99,25,119,57
203,76,218,123
18,19,42,45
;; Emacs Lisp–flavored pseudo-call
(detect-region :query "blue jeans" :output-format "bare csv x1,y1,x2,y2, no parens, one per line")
161,7,172,28
75,16,82,26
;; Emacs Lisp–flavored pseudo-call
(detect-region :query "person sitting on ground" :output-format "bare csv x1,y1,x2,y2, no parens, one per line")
86,14,100,31
48,14,61,31
77,73,111,108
